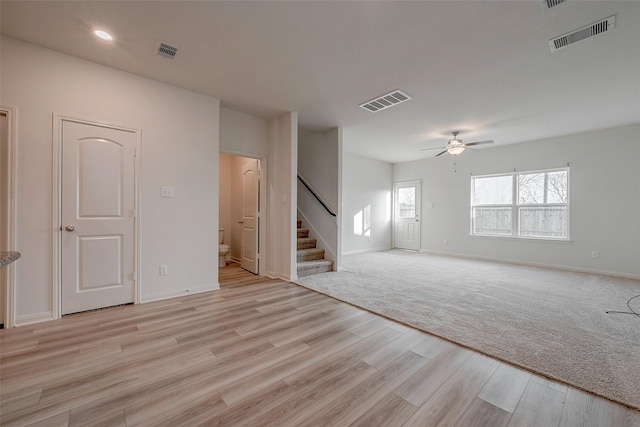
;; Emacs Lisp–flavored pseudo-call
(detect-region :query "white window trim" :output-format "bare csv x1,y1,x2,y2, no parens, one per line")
470,167,570,242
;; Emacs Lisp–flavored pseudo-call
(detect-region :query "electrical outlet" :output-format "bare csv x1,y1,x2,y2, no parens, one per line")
159,265,168,275
443,239,448,245
161,187,174,198
591,251,599,259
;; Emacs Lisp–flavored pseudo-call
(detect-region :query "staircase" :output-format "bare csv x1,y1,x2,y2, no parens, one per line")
297,219,333,277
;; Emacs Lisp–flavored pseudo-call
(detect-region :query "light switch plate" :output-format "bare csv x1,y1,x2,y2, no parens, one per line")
161,187,174,198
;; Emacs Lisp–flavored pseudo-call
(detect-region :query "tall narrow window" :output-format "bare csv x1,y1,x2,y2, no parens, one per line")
471,168,569,240
517,170,568,238
472,175,513,235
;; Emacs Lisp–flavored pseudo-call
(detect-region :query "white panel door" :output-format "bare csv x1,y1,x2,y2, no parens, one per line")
240,159,259,274
394,181,421,251
61,120,136,315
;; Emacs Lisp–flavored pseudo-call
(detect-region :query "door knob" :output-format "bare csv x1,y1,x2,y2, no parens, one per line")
238,221,244,224
65,225,75,232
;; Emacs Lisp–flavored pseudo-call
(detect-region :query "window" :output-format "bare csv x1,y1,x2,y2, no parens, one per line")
471,168,568,239
397,187,416,219
472,175,513,235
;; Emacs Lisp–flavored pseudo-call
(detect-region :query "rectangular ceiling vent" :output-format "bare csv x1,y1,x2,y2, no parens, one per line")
359,90,412,113
550,15,615,51
156,41,178,59
541,0,567,9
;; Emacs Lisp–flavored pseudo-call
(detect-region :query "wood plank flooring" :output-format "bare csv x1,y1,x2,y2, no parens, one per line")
1,264,638,426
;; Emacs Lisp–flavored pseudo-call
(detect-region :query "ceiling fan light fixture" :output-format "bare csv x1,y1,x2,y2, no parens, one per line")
448,146,465,155
447,136,465,155
422,131,492,157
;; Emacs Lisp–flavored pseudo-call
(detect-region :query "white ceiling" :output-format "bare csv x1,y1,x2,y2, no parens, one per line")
2,1,639,163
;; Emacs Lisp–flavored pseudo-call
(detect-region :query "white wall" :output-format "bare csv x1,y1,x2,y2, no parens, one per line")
266,113,298,280
297,127,340,266
342,152,393,255
220,107,269,158
393,123,640,279
2,37,220,324
298,127,339,211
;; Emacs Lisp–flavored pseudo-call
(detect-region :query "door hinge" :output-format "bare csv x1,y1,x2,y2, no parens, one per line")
134,147,137,157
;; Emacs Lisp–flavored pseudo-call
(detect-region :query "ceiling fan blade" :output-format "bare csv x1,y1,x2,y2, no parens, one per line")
434,150,448,157
463,140,494,147
420,146,447,151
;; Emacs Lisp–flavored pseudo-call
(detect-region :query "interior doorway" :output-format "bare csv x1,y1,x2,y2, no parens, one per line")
219,153,262,276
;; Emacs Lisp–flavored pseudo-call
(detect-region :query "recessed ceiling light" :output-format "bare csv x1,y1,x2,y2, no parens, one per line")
94,30,113,41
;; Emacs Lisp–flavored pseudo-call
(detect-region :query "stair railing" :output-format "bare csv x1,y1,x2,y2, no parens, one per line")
297,174,336,217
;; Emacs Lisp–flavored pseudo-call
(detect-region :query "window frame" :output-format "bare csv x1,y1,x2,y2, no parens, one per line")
470,167,570,241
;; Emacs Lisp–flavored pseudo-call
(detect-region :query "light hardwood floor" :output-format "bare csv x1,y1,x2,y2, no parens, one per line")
1,263,638,426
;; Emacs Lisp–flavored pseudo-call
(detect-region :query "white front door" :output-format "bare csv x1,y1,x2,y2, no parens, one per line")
394,181,421,251
240,159,259,274
61,120,136,315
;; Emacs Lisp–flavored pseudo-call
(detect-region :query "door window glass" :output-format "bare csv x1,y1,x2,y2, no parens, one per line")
398,187,416,218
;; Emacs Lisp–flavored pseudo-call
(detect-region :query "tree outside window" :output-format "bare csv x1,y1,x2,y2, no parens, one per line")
472,169,569,239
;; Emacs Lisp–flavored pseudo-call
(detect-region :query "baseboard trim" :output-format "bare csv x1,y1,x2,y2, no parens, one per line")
15,311,53,327
263,269,296,283
140,284,220,304
11,285,223,327
342,246,393,256
419,249,640,280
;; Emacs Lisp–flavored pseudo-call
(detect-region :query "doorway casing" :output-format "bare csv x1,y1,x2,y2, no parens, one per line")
1,106,17,327
219,149,267,276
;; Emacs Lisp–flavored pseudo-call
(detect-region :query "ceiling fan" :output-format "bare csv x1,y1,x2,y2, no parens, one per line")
421,131,494,156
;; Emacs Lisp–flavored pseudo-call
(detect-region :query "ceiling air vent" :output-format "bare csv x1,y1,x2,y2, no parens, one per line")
550,15,615,51
541,0,567,9
156,41,178,59
359,90,412,113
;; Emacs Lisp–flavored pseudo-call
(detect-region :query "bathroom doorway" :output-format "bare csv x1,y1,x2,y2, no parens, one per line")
219,153,262,275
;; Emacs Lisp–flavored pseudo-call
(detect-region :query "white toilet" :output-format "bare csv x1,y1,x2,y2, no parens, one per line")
218,228,230,268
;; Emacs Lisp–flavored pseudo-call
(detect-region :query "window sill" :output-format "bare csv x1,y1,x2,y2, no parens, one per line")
471,234,573,244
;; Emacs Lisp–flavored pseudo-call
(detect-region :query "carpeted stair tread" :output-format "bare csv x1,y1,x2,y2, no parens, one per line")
297,259,333,277
297,248,326,262
296,218,332,276
297,237,317,250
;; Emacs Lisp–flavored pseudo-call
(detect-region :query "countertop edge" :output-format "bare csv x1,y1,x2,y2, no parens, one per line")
0,251,21,269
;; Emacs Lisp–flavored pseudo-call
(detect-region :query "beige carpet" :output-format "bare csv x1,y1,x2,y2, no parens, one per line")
296,250,640,410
